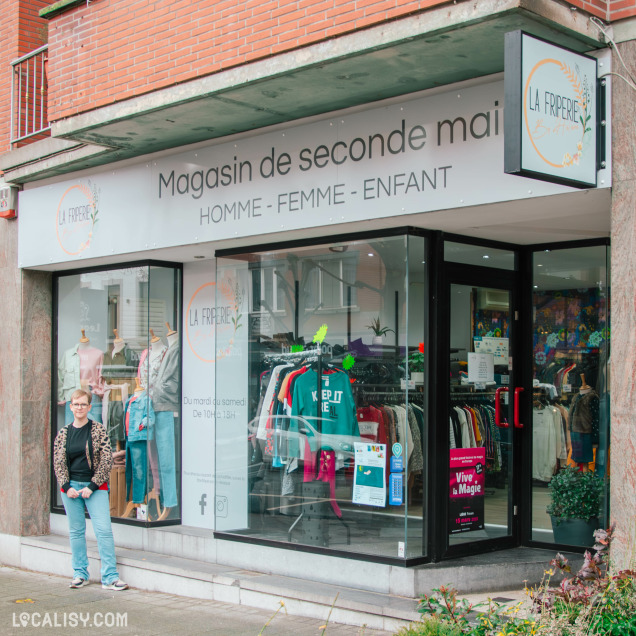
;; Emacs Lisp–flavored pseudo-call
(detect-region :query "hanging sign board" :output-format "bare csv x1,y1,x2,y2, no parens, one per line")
504,30,598,188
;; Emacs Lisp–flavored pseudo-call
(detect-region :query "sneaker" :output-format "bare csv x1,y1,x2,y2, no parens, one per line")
102,579,128,591
69,577,88,589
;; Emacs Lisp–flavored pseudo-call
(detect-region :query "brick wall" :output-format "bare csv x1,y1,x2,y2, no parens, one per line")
0,6,19,154
46,0,452,122
563,0,636,21
44,0,636,125
563,0,608,19
0,0,49,155
8,0,636,140
609,0,636,21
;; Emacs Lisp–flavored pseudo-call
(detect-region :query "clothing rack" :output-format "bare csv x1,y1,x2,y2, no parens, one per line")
263,350,319,364
280,344,351,545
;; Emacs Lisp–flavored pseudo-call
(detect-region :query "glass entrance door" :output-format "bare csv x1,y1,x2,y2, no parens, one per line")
446,280,518,552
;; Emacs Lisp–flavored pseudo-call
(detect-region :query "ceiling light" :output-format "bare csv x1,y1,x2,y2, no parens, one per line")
482,255,490,260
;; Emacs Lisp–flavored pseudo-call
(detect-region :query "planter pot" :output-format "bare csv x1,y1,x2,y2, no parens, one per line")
372,335,383,345
550,516,600,547
410,372,424,383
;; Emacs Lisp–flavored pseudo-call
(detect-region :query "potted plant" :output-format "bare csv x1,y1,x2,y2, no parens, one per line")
408,343,425,383
366,316,394,345
546,465,603,547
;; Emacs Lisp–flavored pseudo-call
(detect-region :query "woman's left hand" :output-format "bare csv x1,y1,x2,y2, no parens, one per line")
79,487,92,499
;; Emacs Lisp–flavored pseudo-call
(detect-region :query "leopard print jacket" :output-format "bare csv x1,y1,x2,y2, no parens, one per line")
53,420,113,492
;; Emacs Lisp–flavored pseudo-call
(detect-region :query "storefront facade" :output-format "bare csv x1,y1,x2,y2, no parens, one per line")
1,0,634,596
16,69,609,564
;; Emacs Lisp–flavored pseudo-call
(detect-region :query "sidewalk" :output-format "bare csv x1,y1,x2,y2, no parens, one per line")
0,566,396,636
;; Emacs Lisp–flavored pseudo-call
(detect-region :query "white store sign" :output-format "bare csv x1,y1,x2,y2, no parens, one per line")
18,78,605,268
504,31,599,188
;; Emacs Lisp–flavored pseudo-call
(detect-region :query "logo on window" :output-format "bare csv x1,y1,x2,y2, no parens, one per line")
55,181,100,256
185,278,244,363
186,282,217,363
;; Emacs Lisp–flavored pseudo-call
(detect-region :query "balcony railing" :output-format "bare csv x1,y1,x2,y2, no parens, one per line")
10,44,50,147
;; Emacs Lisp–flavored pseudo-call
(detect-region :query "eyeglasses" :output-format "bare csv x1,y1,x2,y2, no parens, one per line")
71,403,90,408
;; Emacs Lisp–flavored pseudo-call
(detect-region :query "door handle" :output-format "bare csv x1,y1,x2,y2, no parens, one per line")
495,387,509,428
514,387,524,428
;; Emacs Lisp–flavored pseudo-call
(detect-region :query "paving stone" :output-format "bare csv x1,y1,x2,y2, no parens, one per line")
0,567,395,636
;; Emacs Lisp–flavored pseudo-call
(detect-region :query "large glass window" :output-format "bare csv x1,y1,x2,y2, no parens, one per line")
530,245,610,546
54,264,182,524
215,233,428,560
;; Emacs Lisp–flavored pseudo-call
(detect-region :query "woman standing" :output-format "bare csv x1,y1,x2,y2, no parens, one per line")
53,389,128,591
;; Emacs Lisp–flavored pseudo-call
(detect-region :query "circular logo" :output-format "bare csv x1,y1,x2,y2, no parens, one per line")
55,183,99,255
185,282,217,363
523,58,592,169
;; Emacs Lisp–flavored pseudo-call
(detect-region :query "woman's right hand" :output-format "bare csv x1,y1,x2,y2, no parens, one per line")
66,487,80,498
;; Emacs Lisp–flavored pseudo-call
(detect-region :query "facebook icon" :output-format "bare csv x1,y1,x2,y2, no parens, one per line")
199,493,207,515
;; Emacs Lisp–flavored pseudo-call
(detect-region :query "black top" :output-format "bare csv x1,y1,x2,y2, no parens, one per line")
67,423,93,481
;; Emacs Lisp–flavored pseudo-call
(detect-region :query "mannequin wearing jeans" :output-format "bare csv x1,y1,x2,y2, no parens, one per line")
150,327,179,518
53,389,128,591
123,387,156,516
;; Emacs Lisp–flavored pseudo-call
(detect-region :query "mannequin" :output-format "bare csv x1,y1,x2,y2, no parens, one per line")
102,329,137,448
137,329,167,390
112,329,125,355
151,324,180,520
122,378,156,519
165,322,178,348
579,374,591,392
58,330,104,425
569,373,599,471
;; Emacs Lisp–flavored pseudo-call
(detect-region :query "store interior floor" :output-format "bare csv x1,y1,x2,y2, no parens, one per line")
238,483,555,558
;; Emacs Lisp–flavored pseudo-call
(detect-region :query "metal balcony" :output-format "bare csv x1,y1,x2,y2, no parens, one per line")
10,44,50,147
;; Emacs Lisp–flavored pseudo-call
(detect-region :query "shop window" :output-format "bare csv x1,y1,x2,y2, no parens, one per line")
53,264,182,524
530,245,610,546
304,253,359,311
215,232,428,560
250,263,288,315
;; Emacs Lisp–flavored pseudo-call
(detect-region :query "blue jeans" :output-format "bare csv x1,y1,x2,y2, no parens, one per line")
125,441,148,504
155,411,178,508
61,480,119,585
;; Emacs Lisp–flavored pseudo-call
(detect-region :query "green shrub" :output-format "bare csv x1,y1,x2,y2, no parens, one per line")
546,465,603,523
395,615,463,636
405,526,636,636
